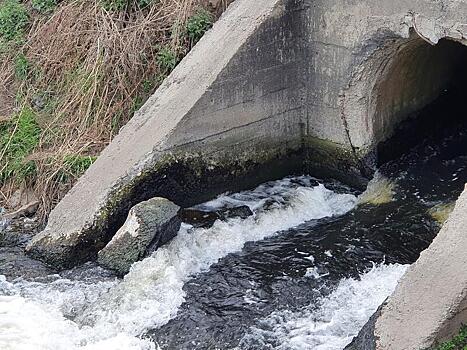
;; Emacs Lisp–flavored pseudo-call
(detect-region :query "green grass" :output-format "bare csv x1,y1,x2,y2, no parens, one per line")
14,53,29,80
100,0,153,11
63,155,97,176
0,0,29,42
57,155,97,182
31,0,58,13
156,46,179,74
0,107,41,183
432,325,467,350
185,8,213,45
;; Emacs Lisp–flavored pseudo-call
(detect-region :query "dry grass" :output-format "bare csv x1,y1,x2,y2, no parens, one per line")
0,0,233,219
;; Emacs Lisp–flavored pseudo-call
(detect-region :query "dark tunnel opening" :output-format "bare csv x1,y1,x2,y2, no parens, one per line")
374,38,467,166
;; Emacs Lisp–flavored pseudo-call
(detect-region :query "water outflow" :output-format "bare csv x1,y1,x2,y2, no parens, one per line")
1,128,466,350
0,178,357,350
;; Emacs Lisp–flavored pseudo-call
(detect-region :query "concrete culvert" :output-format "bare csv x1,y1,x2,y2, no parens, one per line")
370,36,467,165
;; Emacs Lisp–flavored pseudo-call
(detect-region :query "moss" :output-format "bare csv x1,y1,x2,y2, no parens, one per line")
0,107,41,184
431,325,467,350
304,136,368,189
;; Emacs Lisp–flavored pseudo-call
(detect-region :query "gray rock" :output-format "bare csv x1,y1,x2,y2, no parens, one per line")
97,197,181,275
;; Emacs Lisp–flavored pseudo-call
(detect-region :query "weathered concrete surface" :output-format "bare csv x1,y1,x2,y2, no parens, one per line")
97,197,181,275
302,0,467,166
345,184,467,350
26,0,307,268
27,0,467,268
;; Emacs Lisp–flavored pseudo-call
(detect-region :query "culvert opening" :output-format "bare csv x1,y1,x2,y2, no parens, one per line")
373,37,467,165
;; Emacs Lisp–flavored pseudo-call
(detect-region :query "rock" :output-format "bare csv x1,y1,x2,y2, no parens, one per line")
179,205,253,228
179,208,219,227
2,201,39,221
218,205,253,220
7,188,38,209
97,197,181,275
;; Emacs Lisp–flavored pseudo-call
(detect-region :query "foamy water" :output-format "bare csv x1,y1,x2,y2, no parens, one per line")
0,177,402,350
237,264,407,350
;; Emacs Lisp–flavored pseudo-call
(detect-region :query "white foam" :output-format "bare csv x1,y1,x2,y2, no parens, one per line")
0,179,357,349
238,263,407,350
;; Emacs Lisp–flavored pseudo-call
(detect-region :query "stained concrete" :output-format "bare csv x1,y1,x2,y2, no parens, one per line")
27,0,467,276
26,0,307,268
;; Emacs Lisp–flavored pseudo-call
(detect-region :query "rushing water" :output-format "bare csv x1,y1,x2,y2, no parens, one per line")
1,126,466,349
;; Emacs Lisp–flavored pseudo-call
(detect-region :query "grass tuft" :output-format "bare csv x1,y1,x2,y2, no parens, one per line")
31,0,58,13
0,107,41,183
14,53,29,80
0,0,29,42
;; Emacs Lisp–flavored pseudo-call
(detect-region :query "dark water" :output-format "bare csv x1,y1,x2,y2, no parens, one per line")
150,127,467,349
1,99,466,349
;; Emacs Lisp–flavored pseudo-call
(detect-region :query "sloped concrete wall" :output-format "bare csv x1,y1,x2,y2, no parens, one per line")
26,0,310,267
375,185,467,349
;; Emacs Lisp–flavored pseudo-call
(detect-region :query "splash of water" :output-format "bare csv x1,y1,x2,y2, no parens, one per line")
0,178,357,350
237,263,407,350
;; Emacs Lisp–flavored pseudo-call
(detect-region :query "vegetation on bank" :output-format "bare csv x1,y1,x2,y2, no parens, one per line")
432,325,467,350
0,0,231,218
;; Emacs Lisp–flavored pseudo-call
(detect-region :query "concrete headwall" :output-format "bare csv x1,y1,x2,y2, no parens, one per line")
302,0,467,167
27,0,467,278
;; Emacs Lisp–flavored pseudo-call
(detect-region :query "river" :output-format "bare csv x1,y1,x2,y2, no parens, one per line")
0,122,466,349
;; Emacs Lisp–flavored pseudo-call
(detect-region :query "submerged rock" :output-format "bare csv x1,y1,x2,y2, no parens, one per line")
97,197,181,275
179,205,253,228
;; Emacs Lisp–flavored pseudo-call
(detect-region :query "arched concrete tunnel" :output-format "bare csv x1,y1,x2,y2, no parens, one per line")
367,36,467,165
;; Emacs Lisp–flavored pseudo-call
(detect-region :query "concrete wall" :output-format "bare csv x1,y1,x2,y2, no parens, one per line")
26,0,309,267
302,0,467,167
27,0,467,283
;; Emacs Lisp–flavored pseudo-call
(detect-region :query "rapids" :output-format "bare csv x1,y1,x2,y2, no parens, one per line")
1,125,466,350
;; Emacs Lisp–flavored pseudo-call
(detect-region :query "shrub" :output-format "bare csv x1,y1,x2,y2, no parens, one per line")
185,8,213,45
100,0,152,12
100,0,128,11
156,46,178,74
0,0,29,41
31,0,58,13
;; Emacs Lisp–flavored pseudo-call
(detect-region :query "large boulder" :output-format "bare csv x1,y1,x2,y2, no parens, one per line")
97,197,181,275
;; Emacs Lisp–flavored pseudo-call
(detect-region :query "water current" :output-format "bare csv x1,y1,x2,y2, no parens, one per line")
0,126,466,350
